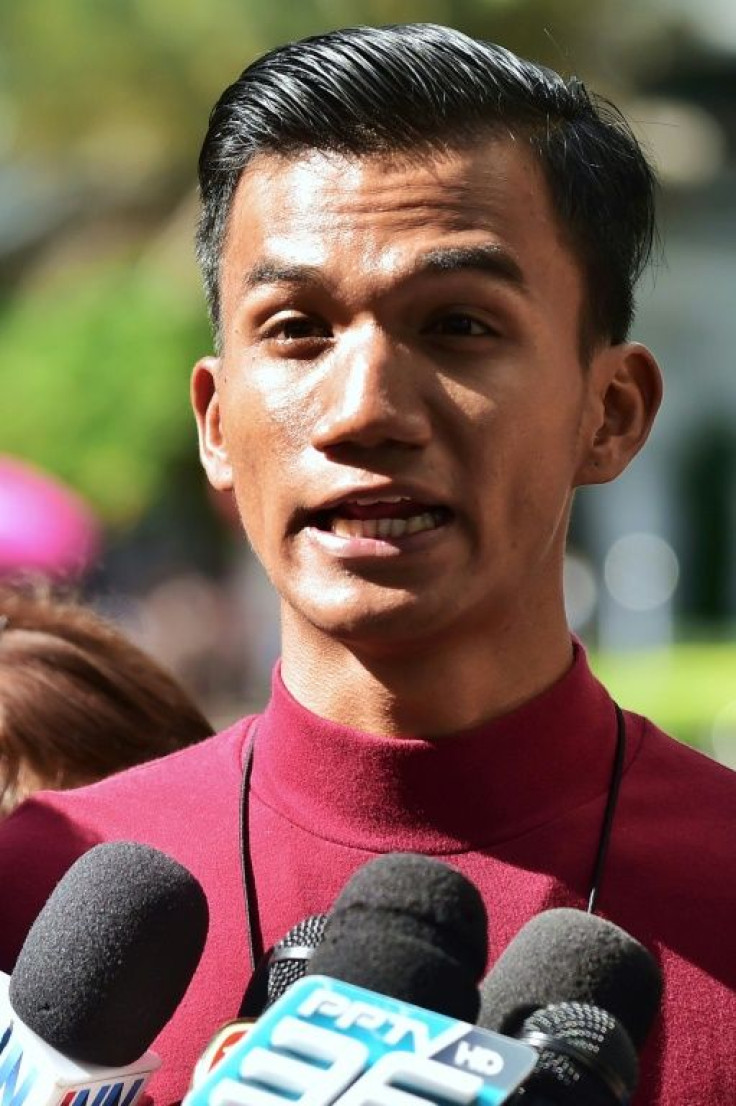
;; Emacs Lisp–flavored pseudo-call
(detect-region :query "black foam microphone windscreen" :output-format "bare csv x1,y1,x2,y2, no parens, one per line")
519,1001,639,1104
9,841,209,1067
266,913,327,1008
478,908,662,1051
306,852,488,1023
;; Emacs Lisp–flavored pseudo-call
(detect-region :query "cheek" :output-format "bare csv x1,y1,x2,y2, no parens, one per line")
218,372,319,554
223,359,323,462
506,426,581,548
466,397,581,530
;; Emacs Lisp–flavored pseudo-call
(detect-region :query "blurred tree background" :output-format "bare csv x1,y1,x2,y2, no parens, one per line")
1,0,735,749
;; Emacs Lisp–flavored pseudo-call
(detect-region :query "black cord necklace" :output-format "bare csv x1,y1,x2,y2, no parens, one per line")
238,699,627,993
588,702,627,914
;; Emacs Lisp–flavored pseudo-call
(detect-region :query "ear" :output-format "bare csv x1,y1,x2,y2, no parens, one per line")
575,342,662,486
191,356,233,491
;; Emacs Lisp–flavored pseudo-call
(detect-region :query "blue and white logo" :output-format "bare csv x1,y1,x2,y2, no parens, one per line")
186,976,537,1106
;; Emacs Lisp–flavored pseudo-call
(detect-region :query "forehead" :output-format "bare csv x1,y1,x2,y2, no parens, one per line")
219,139,583,320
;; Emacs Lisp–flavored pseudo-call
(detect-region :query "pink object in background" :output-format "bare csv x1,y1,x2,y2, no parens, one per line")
0,456,101,578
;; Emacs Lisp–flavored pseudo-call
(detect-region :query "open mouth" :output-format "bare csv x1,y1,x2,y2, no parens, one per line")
307,496,452,540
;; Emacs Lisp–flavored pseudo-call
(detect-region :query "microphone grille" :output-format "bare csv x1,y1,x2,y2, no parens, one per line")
520,1001,638,1104
267,914,327,1007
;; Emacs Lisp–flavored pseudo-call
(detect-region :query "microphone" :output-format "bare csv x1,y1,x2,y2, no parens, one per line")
189,914,328,1090
307,851,488,1022
184,854,539,1105
515,1002,638,1104
267,913,328,1008
478,909,662,1051
1,841,208,1106
478,909,662,1103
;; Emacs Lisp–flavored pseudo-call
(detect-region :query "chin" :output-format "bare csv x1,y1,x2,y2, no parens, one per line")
290,586,469,652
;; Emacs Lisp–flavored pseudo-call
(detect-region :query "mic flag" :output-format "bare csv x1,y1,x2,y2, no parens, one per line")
0,977,158,1106
183,975,537,1106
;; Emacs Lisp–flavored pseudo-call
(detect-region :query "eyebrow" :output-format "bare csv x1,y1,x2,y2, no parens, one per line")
239,244,526,297
241,261,323,291
414,245,526,289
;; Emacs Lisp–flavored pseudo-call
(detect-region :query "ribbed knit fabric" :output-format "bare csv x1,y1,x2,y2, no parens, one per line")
0,644,733,1104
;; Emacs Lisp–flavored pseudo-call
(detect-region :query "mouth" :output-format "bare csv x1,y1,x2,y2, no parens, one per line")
303,495,453,542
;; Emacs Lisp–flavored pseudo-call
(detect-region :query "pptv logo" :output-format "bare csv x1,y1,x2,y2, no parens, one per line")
188,977,538,1106
0,1024,144,1106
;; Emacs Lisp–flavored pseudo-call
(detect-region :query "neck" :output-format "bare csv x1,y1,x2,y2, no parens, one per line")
280,603,574,738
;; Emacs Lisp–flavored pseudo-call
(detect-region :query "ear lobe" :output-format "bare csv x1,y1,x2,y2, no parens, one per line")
575,342,662,487
191,356,234,491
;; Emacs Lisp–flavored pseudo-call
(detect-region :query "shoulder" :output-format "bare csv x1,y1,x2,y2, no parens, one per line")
46,713,254,824
80,713,255,795
620,711,736,860
0,715,257,970
627,711,736,819
610,712,736,974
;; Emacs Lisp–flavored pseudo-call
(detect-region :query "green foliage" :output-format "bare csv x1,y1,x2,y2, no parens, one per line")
0,0,600,165
0,262,210,524
590,642,736,754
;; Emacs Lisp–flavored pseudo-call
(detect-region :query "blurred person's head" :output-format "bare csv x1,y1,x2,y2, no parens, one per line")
0,583,212,814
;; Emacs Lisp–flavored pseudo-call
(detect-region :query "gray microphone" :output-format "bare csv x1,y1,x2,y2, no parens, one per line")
478,908,662,1103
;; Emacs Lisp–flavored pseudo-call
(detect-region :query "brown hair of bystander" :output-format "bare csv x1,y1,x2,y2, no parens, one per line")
0,582,212,814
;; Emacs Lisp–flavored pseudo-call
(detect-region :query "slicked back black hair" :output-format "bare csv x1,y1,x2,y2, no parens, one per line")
197,23,657,352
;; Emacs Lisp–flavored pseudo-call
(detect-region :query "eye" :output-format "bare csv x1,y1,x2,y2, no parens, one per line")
423,312,498,338
265,314,331,342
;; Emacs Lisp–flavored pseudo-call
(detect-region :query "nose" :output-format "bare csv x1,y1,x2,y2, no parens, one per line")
311,322,432,454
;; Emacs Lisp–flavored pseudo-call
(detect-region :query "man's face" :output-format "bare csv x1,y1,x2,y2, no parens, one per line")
194,140,608,651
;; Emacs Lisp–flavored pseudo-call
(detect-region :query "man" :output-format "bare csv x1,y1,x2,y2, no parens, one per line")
1,24,733,1105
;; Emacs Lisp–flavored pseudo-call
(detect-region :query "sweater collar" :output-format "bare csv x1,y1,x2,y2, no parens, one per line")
252,643,619,853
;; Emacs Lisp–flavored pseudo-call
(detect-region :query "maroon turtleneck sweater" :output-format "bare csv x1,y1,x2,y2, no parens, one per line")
0,646,734,1104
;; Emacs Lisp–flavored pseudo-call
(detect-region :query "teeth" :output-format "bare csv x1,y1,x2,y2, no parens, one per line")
330,513,439,539
350,495,410,506
405,515,429,535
